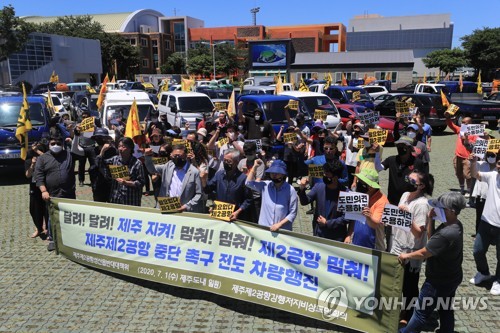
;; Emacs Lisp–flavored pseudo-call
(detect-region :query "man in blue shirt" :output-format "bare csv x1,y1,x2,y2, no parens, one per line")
246,159,298,231
304,136,349,186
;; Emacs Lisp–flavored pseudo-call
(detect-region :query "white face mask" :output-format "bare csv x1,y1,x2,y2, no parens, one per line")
238,125,244,131
487,156,497,164
228,133,236,140
50,145,63,154
254,115,261,121
407,131,417,139
198,135,204,141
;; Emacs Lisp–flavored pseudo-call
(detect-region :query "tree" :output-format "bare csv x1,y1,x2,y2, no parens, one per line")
0,5,32,61
461,27,500,80
186,42,246,78
160,52,186,74
28,15,140,77
422,48,467,76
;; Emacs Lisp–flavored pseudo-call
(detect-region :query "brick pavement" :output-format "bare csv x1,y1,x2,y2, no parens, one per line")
0,128,499,332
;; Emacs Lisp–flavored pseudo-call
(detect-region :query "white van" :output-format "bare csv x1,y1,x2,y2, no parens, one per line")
102,90,156,138
278,91,341,129
67,82,92,92
158,91,214,130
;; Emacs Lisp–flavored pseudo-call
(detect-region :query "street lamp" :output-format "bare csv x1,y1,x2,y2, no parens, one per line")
200,41,227,79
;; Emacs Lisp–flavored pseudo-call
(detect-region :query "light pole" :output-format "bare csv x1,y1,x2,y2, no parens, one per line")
200,41,227,79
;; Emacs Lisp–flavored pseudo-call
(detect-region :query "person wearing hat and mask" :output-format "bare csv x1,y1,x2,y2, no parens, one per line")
153,109,172,135
201,148,252,221
207,123,244,172
470,148,500,295
90,128,118,202
398,192,466,333
404,124,430,172
237,102,275,140
352,132,384,191
258,137,276,171
196,128,208,144
346,168,389,250
246,159,298,231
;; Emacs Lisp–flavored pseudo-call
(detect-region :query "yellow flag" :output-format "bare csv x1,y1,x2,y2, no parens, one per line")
181,77,194,92
436,71,440,82
459,73,463,92
423,72,427,83
111,75,116,83
363,73,368,85
227,89,236,116
477,70,483,95
324,72,332,91
444,72,450,81
86,85,97,94
49,70,59,83
96,74,109,110
341,73,347,86
124,99,143,144
15,83,32,160
274,75,283,95
441,89,450,107
46,89,55,112
299,78,308,92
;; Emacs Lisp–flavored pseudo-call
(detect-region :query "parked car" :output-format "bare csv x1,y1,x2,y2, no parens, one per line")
31,82,57,94
395,83,417,94
373,93,404,106
241,85,275,96
361,85,389,99
485,92,500,101
158,91,214,130
324,86,375,109
374,93,447,133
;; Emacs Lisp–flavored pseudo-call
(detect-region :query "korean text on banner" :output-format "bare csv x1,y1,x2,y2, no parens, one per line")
358,111,379,126
308,165,323,179
381,204,412,232
337,191,368,223
158,197,181,212
473,139,488,159
49,199,403,333
108,165,130,180
210,200,236,222
368,129,387,146
460,124,485,136
487,139,500,152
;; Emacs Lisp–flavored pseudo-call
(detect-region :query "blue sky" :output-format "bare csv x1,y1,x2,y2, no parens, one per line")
5,0,499,48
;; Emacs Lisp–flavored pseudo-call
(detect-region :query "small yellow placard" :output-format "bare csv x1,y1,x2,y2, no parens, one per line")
445,104,460,116
108,165,130,181
217,137,229,148
157,197,182,212
172,138,193,154
152,157,168,165
80,117,95,133
308,164,323,179
368,129,388,146
210,200,236,222
286,100,299,111
283,132,296,143
314,109,328,121
487,139,500,152
357,137,365,150
352,91,361,101
214,102,227,111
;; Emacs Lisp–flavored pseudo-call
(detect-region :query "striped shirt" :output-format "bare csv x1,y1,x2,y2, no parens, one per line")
105,155,145,206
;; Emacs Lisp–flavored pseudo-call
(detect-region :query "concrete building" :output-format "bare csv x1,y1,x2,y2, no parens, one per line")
1,32,102,86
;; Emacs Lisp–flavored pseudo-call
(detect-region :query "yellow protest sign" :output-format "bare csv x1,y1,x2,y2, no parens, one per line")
283,132,296,143
357,138,365,150
214,102,227,111
286,99,299,111
487,139,500,152
157,197,182,213
80,117,95,133
172,139,193,154
108,165,130,181
314,109,328,121
352,91,361,101
368,129,388,146
308,164,323,179
217,137,229,148
210,200,236,222
152,157,169,165
445,104,460,116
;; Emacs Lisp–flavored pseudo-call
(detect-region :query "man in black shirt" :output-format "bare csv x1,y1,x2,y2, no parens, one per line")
237,104,275,140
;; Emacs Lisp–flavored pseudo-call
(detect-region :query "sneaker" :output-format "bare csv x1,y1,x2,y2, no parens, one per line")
469,272,492,285
47,241,55,252
491,281,500,296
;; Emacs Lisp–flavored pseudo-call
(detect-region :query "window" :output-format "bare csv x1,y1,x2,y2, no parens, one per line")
168,97,177,108
297,72,318,81
334,72,358,82
129,38,137,46
141,38,148,47
152,40,158,47
142,58,149,68
375,71,398,83
165,40,171,50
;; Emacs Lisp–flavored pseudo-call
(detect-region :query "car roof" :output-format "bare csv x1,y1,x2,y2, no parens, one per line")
279,91,326,97
239,95,296,103
1,95,45,103
160,91,211,97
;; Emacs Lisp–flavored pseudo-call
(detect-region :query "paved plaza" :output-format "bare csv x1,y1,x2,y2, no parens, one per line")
0,128,499,332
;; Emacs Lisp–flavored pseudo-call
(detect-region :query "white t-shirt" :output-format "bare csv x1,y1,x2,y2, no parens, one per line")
480,171,500,227
472,161,494,199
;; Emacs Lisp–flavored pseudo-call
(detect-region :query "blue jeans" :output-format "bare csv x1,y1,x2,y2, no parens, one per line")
400,279,460,333
473,220,500,280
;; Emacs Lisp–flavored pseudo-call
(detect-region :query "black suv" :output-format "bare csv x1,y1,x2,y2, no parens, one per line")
375,93,447,133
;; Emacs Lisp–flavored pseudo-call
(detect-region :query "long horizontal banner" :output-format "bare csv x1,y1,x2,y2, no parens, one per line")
50,199,403,333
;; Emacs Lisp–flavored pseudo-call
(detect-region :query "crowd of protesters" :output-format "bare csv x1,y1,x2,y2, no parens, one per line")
26,98,500,333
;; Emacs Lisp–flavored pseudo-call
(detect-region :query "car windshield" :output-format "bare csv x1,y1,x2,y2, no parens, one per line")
262,100,307,123
345,89,371,101
105,104,153,126
178,97,213,113
299,96,337,114
51,97,61,105
0,102,46,127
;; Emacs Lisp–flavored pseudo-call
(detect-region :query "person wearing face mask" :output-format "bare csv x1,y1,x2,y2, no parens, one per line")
34,134,78,251
90,128,118,202
196,128,208,144
201,149,252,221
304,136,349,186
237,102,275,140
102,137,145,207
470,149,500,296
405,124,430,173
390,171,434,326
144,143,203,212
207,124,244,172
298,160,348,241
352,132,384,191
238,141,265,223
346,122,364,187
246,159,298,231
346,169,389,251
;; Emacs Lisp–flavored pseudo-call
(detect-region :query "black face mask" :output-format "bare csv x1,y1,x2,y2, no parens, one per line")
353,131,361,137
172,157,186,168
356,182,369,193
323,176,333,185
223,162,233,172
271,177,284,184
158,151,169,157
397,146,408,156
